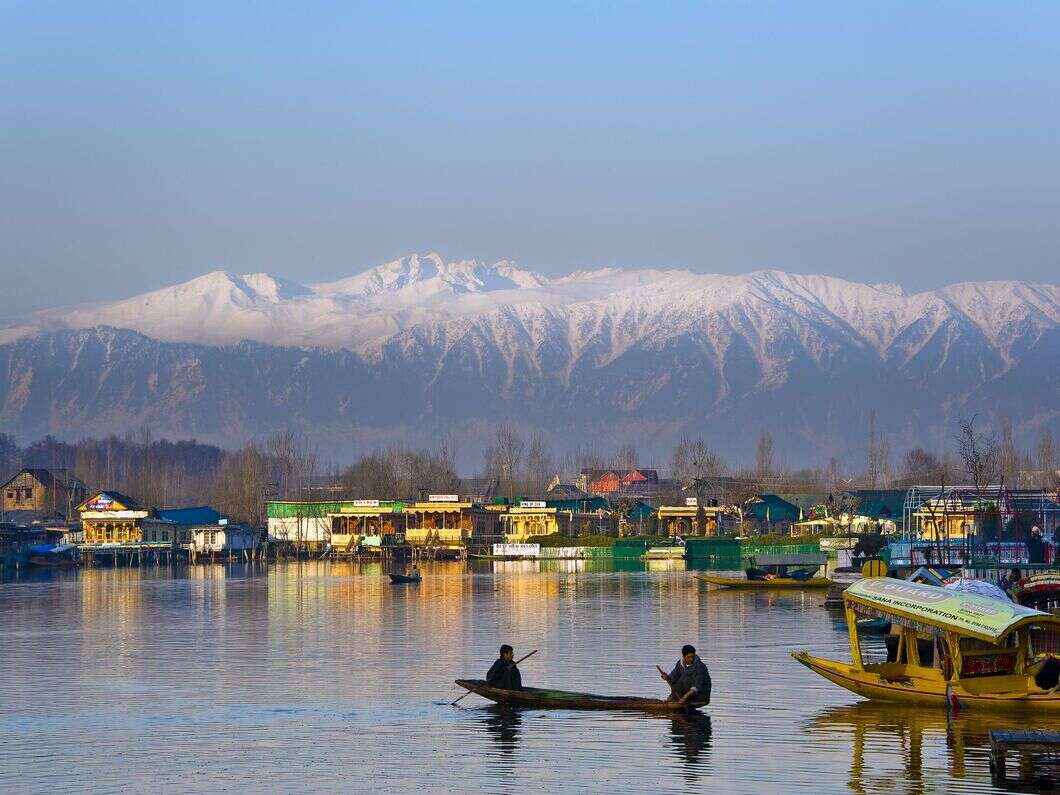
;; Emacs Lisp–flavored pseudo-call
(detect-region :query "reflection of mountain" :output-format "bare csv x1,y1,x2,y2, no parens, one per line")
808,703,1058,793
2,254,1057,464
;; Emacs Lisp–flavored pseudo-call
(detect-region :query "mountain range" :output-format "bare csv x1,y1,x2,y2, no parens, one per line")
1,253,1057,468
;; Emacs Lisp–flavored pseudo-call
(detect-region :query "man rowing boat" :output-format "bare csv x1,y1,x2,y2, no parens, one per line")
658,644,711,706
487,644,523,690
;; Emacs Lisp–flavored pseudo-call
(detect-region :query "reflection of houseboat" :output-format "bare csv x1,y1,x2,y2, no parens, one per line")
808,701,1058,790
793,577,1060,711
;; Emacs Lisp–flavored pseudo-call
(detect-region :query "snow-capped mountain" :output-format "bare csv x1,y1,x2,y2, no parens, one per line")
0,254,1056,465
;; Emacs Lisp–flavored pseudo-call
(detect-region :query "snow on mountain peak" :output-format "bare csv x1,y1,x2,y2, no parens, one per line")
314,253,546,298
5,255,1057,367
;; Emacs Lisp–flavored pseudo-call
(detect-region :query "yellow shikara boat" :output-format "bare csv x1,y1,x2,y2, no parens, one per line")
697,553,831,589
792,577,1060,712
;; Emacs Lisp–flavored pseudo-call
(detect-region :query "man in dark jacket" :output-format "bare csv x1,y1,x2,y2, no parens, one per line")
658,644,711,705
486,644,522,690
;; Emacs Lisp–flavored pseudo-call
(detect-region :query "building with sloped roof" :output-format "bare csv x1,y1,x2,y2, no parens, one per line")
745,494,801,533
2,468,87,519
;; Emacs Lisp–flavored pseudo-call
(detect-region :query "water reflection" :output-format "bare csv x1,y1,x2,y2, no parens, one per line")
480,705,522,758
668,712,713,781
809,703,1059,795
0,561,1035,792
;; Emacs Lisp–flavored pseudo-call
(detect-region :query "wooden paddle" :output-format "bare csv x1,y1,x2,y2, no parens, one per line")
452,649,539,706
657,664,695,705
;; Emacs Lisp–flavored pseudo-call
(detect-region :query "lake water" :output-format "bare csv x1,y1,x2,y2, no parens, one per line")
1,560,1055,793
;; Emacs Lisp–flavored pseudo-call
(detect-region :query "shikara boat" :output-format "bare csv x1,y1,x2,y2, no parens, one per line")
697,574,832,589
792,577,1060,712
697,553,831,589
454,679,707,712
388,572,422,583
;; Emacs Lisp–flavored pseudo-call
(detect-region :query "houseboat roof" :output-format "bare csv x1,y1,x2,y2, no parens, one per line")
754,553,828,567
845,577,1058,643
77,491,143,512
156,506,223,525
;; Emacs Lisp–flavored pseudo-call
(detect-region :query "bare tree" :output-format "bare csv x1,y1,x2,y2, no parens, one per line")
267,430,318,501
212,442,269,525
671,438,724,484
524,432,552,494
575,447,606,473
0,433,21,484
865,411,891,488
831,492,862,534
956,415,999,498
1037,427,1058,490
613,443,638,471
493,424,525,501
900,448,944,486
754,432,774,480
998,416,1020,486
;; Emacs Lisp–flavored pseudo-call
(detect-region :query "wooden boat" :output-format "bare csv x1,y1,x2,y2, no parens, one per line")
388,572,422,583
855,617,891,634
454,679,706,712
792,577,1060,712
697,573,832,589
642,545,686,560
24,543,80,568
698,552,831,589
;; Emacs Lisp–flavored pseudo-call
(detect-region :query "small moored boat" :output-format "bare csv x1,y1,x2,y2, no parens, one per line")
454,679,707,712
792,577,1060,712
642,538,686,560
698,553,831,589
389,572,422,583
24,543,80,568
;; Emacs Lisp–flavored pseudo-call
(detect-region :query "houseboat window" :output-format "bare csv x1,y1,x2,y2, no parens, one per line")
5,491,13,499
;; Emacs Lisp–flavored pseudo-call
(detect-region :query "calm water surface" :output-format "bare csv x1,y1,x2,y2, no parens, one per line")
1,560,1055,793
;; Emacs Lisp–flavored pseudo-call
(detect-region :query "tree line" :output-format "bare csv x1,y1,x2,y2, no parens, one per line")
0,416,1055,526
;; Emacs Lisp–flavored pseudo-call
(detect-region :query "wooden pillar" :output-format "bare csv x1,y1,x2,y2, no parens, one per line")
845,605,863,670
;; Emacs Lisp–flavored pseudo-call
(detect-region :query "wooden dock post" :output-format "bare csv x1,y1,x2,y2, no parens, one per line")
990,730,1060,784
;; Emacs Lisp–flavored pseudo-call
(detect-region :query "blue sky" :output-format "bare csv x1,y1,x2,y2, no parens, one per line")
2,1,1059,313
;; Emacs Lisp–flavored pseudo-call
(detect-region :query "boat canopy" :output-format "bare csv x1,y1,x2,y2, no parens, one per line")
844,577,1058,643
754,553,827,567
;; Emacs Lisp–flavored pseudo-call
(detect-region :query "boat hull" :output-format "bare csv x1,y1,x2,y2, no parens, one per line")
697,574,831,589
454,679,706,712
388,574,422,583
791,651,1060,712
